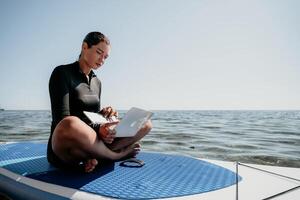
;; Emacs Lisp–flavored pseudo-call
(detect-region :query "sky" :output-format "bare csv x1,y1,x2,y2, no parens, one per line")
0,0,299,110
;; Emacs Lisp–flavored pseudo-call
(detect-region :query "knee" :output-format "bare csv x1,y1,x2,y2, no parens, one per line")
58,116,81,131
53,116,81,139
52,116,91,148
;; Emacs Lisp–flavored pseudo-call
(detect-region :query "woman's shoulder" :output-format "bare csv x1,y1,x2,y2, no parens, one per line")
51,62,79,77
50,62,78,82
53,61,77,73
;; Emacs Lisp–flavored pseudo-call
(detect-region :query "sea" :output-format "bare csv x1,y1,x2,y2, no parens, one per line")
0,110,299,168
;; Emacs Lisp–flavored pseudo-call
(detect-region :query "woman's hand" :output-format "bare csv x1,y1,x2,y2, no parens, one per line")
100,106,118,119
98,121,119,144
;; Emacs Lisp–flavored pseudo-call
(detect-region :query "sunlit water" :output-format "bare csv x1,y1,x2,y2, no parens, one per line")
0,110,299,167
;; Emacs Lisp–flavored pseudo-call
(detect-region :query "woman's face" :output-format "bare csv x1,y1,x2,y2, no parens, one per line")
82,41,111,70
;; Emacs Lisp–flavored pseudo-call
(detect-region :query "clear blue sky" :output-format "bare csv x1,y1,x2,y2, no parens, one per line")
0,0,299,110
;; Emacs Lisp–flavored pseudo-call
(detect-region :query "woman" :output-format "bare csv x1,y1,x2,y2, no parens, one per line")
47,32,152,172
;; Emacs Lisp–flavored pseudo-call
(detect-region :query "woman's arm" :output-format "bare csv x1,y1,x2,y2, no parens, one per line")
49,67,70,124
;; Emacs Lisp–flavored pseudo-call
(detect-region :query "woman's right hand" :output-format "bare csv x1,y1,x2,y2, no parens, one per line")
98,121,119,144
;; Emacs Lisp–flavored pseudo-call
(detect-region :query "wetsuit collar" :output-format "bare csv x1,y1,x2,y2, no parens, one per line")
75,61,96,78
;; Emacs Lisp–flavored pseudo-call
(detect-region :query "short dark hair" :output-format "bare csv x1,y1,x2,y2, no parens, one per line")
83,31,110,48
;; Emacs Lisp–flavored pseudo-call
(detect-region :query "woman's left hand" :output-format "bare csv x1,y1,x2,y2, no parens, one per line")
100,106,118,119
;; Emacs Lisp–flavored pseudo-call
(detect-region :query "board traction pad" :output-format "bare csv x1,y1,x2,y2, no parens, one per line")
0,142,241,199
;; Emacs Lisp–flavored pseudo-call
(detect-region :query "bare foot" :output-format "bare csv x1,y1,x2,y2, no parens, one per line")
132,143,141,157
118,143,141,160
84,158,98,173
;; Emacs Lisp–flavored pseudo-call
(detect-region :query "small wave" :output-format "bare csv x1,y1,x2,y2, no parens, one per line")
271,131,300,136
227,144,259,150
142,140,160,145
201,126,221,129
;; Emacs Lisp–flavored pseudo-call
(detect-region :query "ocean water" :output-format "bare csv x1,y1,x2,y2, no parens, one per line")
0,110,299,167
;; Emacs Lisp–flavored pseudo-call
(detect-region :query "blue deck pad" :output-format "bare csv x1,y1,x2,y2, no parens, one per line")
0,142,241,199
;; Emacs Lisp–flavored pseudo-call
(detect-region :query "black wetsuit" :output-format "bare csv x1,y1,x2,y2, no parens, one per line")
47,61,101,167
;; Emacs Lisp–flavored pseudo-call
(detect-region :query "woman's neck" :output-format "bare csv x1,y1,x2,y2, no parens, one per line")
78,58,91,75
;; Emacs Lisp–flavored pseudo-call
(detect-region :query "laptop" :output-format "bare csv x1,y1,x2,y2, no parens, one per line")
84,107,153,137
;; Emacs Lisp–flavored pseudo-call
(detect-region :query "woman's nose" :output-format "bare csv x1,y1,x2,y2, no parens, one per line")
99,55,105,63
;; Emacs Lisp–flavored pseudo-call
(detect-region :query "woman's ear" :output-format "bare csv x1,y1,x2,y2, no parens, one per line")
82,42,88,51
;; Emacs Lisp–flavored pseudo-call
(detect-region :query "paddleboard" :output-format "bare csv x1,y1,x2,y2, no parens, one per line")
0,142,299,200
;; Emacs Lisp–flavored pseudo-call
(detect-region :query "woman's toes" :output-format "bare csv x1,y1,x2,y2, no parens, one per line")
84,159,98,173
91,158,98,166
134,143,141,148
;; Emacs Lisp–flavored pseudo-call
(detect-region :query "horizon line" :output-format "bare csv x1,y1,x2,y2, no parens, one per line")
2,109,300,111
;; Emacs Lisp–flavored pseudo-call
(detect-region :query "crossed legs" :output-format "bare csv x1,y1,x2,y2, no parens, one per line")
51,116,152,172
